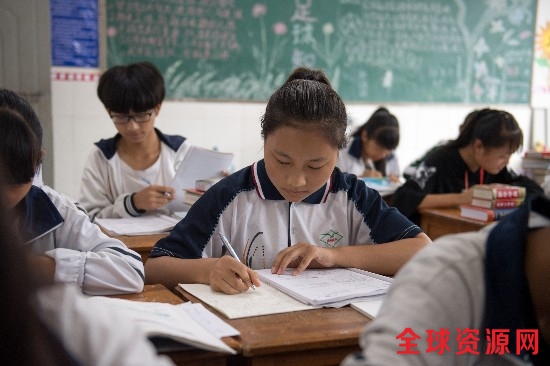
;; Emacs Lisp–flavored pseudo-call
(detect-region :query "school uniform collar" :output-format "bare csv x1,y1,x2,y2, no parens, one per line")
483,194,550,362
251,159,332,204
18,185,64,243
94,128,186,159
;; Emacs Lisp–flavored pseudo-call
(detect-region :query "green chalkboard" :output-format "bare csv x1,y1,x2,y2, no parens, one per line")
105,0,536,103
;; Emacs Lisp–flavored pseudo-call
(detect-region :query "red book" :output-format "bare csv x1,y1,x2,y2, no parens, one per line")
470,198,524,209
459,204,516,222
472,185,526,200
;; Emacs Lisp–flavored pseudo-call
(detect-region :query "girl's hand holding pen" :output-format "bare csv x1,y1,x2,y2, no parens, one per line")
133,184,175,211
209,256,261,294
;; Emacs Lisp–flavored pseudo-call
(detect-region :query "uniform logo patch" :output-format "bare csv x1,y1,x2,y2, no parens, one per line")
320,230,343,247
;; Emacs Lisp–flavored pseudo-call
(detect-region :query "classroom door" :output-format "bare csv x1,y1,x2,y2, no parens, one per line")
0,0,53,185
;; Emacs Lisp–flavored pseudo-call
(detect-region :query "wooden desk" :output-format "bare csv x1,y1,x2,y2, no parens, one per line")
420,207,486,240
110,284,228,366
112,233,168,263
176,287,367,366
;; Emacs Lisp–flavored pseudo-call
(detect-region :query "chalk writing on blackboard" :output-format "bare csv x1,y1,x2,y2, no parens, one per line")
105,0,535,103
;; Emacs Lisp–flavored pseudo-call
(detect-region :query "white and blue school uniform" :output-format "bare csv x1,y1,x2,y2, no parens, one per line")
79,128,190,220
150,159,421,268
22,185,144,295
342,194,550,366
337,136,399,177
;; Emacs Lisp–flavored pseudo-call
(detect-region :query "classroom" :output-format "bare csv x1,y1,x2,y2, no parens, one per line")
2,0,548,198
1,0,550,365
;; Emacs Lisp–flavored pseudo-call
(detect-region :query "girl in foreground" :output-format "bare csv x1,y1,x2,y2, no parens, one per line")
145,67,430,293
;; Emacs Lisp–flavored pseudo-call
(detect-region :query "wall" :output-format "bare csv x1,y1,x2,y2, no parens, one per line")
51,66,530,200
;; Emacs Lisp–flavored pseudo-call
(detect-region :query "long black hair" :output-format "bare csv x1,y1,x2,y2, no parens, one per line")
446,108,523,152
352,107,400,151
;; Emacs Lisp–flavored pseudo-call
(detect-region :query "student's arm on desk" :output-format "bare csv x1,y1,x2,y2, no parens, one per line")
417,190,473,210
145,256,261,294
271,233,431,277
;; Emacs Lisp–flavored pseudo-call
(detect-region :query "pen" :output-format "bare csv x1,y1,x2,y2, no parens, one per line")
218,233,256,291
141,177,171,198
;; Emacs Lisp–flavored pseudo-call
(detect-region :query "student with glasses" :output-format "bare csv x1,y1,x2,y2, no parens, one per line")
80,61,192,220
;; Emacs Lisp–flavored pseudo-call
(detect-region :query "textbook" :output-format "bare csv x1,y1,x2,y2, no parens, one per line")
361,177,400,196
459,204,516,222
183,188,204,206
256,268,392,307
168,146,234,212
85,296,237,354
95,214,180,236
472,184,526,200
470,197,524,209
195,176,224,192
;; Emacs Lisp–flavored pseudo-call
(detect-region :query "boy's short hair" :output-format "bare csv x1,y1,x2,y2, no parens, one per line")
97,61,165,113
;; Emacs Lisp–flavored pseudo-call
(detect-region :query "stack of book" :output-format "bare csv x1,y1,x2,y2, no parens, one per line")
459,184,525,222
521,150,550,185
183,177,223,206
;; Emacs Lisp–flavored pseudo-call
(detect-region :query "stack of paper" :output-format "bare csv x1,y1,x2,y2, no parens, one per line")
95,215,180,236
168,146,234,212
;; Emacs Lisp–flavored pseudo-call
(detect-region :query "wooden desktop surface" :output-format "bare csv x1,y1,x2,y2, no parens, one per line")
175,286,367,366
419,207,486,240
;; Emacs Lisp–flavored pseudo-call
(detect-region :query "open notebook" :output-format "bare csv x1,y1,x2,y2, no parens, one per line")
256,268,392,307
179,268,392,319
85,296,237,354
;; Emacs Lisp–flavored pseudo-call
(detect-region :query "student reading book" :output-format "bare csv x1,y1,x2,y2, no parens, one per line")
144,67,430,294
337,107,401,182
392,108,543,224
80,62,191,220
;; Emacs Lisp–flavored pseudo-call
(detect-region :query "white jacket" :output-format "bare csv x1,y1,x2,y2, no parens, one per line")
79,129,190,220
38,285,175,366
24,185,144,295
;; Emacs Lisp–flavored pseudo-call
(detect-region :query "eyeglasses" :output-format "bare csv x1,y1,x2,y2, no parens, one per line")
109,110,155,124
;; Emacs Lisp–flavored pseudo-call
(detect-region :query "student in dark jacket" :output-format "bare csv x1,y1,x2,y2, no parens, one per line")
392,108,543,224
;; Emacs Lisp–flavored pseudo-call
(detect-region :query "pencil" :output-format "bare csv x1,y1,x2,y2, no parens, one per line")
218,233,256,291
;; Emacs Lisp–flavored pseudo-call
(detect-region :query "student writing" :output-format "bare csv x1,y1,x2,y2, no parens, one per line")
0,99,144,295
392,108,543,224
337,107,401,182
144,67,430,293
79,61,191,220
342,194,550,366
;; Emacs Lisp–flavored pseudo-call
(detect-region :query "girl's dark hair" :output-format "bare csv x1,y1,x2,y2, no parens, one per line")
0,89,43,144
446,108,523,152
260,67,348,149
352,107,400,150
0,158,78,365
97,61,165,113
0,108,41,184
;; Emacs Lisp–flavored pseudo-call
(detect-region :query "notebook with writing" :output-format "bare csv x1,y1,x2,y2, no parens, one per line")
256,268,392,307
